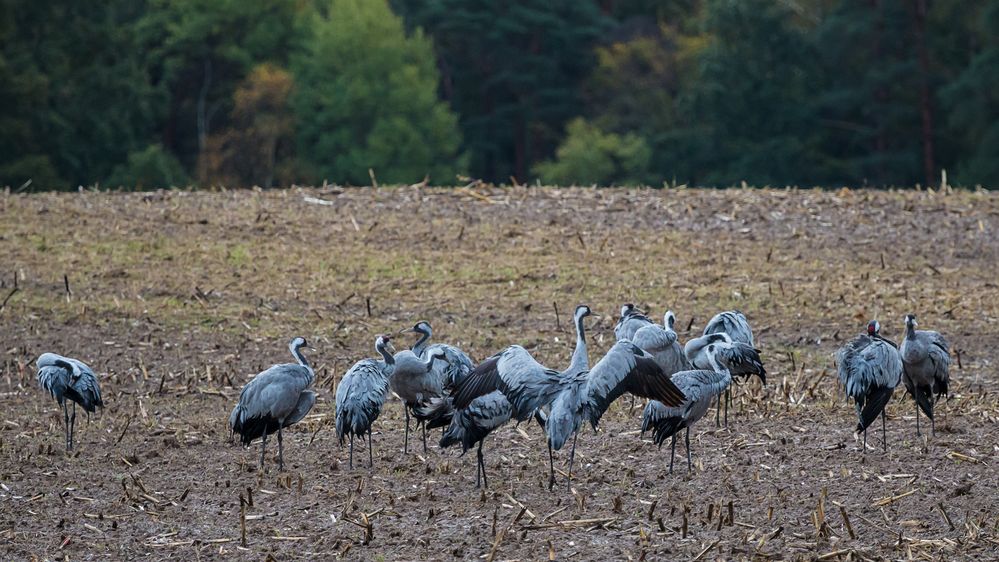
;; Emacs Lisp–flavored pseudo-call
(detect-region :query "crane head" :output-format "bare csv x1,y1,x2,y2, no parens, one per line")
904,314,917,330
867,320,881,336
620,303,635,318
664,310,676,330
575,304,597,321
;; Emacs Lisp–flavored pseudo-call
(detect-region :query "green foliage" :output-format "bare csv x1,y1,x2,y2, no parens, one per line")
106,144,189,189
941,4,999,187
139,0,303,176
292,0,463,185
533,119,651,186
397,0,608,182
0,0,162,189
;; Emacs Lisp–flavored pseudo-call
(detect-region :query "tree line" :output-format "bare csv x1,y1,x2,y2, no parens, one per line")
2,0,997,190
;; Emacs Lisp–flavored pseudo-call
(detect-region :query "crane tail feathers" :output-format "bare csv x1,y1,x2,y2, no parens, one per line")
857,385,894,432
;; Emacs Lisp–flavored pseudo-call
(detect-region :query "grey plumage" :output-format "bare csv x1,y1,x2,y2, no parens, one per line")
542,339,687,489
631,310,691,376
389,344,449,454
431,390,513,488
686,310,765,426
336,335,395,469
899,315,950,436
703,310,754,346
614,303,654,342
230,337,316,470
407,321,475,388
36,353,104,451
643,343,733,473
400,321,475,449
836,320,902,452
451,304,595,488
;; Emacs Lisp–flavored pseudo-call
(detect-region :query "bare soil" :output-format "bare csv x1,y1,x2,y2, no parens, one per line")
1,186,997,561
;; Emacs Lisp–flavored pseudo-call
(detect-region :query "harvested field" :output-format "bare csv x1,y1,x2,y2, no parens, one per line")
1,186,998,560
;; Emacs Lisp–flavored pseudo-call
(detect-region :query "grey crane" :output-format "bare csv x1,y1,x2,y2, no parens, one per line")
403,320,475,388
419,390,513,488
900,315,951,436
643,343,733,472
388,340,449,454
335,335,395,469
36,353,104,450
399,320,475,442
685,310,765,426
542,339,687,489
230,337,316,470
614,303,654,342
836,320,902,452
450,305,594,486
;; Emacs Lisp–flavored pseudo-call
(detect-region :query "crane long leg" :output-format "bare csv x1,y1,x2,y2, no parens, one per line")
260,432,268,469
915,387,921,437
547,440,556,491
421,421,428,454
862,427,867,454
930,395,936,436
475,441,489,489
669,434,677,475
685,427,692,472
725,388,731,427
881,409,887,452
277,425,284,471
368,428,374,468
349,433,354,469
404,409,410,454
566,433,578,491
479,440,488,489
63,402,70,451
70,402,77,450
715,395,721,427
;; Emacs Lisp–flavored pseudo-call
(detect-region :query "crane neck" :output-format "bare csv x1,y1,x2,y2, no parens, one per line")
377,342,395,366
291,344,311,369
412,328,431,356
568,314,589,371
905,323,917,339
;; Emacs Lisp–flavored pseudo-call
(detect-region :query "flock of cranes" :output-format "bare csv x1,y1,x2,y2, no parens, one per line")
34,306,951,489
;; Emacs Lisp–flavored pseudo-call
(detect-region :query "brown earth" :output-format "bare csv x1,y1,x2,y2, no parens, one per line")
0,186,997,561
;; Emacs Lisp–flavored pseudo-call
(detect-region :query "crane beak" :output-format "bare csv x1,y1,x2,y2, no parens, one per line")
590,313,602,319
398,328,416,335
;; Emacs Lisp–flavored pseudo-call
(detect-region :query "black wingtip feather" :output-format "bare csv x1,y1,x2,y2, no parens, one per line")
451,356,500,410
857,385,894,432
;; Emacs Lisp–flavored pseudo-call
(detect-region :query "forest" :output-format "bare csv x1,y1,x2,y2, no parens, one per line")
2,0,997,190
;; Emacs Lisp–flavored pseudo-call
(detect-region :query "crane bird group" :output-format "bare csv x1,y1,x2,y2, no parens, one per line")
229,337,317,470
900,314,951,436
643,342,733,472
335,335,395,468
36,353,104,450
837,320,902,452
449,305,686,489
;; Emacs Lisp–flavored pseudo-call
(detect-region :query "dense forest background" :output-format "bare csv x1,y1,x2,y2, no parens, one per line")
2,0,997,190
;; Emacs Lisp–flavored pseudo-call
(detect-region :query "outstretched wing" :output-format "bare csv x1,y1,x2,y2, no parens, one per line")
451,346,561,421
703,310,754,345
585,341,686,427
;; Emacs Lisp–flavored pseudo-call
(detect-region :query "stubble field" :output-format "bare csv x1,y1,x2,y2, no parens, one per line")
1,185,997,561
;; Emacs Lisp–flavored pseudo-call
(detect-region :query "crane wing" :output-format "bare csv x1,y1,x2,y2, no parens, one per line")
632,324,678,354
615,313,654,342
451,346,561,421
703,310,754,345
585,341,686,427
717,342,766,383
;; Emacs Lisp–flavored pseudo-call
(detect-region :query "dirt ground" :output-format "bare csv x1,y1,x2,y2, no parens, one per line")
1,185,997,561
